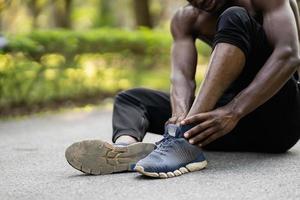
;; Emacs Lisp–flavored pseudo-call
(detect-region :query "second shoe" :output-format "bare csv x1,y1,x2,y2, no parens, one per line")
134,124,207,178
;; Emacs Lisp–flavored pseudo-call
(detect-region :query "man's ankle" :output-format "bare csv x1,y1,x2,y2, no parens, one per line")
115,135,138,145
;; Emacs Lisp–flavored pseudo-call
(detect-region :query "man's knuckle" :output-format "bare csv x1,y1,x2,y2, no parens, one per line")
208,120,214,125
211,120,218,125
201,132,208,137
189,129,195,135
193,137,199,143
194,134,203,141
215,118,221,124
205,139,212,144
207,136,215,142
211,134,218,140
195,125,202,130
207,128,215,134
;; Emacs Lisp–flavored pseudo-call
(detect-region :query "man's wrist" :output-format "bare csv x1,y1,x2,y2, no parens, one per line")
171,112,187,119
225,98,245,121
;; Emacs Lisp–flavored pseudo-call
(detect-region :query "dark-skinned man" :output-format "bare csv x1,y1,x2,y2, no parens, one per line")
65,0,300,178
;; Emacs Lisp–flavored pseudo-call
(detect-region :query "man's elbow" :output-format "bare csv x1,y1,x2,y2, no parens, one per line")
277,46,300,70
289,56,300,70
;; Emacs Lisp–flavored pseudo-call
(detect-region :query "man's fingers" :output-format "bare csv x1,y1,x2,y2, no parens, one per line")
166,116,179,125
199,132,222,147
184,120,214,138
181,113,210,125
188,127,217,144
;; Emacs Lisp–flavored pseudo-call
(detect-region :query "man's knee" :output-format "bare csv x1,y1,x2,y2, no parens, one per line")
114,87,149,103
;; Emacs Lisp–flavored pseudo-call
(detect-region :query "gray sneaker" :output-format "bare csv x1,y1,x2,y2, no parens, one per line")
134,124,207,178
65,140,155,175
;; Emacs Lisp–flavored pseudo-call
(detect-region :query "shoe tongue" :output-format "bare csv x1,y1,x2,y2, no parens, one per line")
165,124,183,138
164,124,195,138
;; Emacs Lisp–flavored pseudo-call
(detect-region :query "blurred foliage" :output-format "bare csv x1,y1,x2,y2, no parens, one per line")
6,29,172,61
0,0,184,32
0,28,210,114
0,1,212,115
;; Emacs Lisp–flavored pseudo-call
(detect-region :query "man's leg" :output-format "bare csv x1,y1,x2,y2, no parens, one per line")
65,88,171,175
112,88,172,144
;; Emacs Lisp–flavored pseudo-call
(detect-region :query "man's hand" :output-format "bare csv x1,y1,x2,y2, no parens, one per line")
166,114,187,126
180,106,240,147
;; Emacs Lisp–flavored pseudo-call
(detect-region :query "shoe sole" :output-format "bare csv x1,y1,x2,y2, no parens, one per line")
65,140,155,175
134,160,208,179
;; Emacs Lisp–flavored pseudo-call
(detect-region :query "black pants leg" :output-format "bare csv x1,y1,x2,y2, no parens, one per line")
112,88,171,142
112,7,300,153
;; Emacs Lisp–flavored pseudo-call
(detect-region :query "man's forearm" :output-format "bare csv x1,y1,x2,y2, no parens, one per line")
290,0,300,78
170,76,196,117
186,43,246,117
228,49,300,119
170,37,198,119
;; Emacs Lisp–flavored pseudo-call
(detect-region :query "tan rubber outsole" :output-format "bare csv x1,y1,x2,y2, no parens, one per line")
134,160,208,179
65,140,155,175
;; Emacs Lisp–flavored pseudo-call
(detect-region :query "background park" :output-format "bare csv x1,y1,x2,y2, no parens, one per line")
0,1,299,200
0,0,211,117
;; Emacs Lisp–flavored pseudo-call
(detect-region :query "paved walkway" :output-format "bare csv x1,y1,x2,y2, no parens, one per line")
0,108,299,200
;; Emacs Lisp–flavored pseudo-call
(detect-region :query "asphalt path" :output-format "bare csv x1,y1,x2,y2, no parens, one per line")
0,108,299,200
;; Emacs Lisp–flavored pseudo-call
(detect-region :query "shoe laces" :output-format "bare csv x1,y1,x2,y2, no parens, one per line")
154,135,176,155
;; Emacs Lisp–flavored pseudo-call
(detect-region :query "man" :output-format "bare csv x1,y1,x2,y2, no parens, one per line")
65,0,300,178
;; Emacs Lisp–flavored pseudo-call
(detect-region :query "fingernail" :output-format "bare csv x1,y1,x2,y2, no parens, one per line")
189,140,194,144
199,144,203,147
181,121,185,125
184,133,188,138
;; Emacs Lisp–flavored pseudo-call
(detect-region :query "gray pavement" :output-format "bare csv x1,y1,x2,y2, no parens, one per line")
0,108,299,200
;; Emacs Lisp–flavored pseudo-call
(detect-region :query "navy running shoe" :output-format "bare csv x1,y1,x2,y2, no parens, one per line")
134,124,207,178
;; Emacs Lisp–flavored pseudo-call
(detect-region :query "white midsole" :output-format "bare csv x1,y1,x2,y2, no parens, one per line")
135,160,208,179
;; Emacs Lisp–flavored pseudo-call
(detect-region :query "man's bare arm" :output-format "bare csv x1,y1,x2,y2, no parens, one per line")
290,0,300,41
230,0,300,118
169,8,198,124
290,0,300,77
180,0,300,147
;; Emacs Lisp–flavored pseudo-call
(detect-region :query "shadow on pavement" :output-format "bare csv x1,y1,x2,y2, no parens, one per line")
203,150,299,172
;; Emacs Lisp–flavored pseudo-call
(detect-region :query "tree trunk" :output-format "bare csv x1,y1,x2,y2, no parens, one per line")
27,0,42,28
132,0,152,28
52,0,73,28
0,0,13,31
